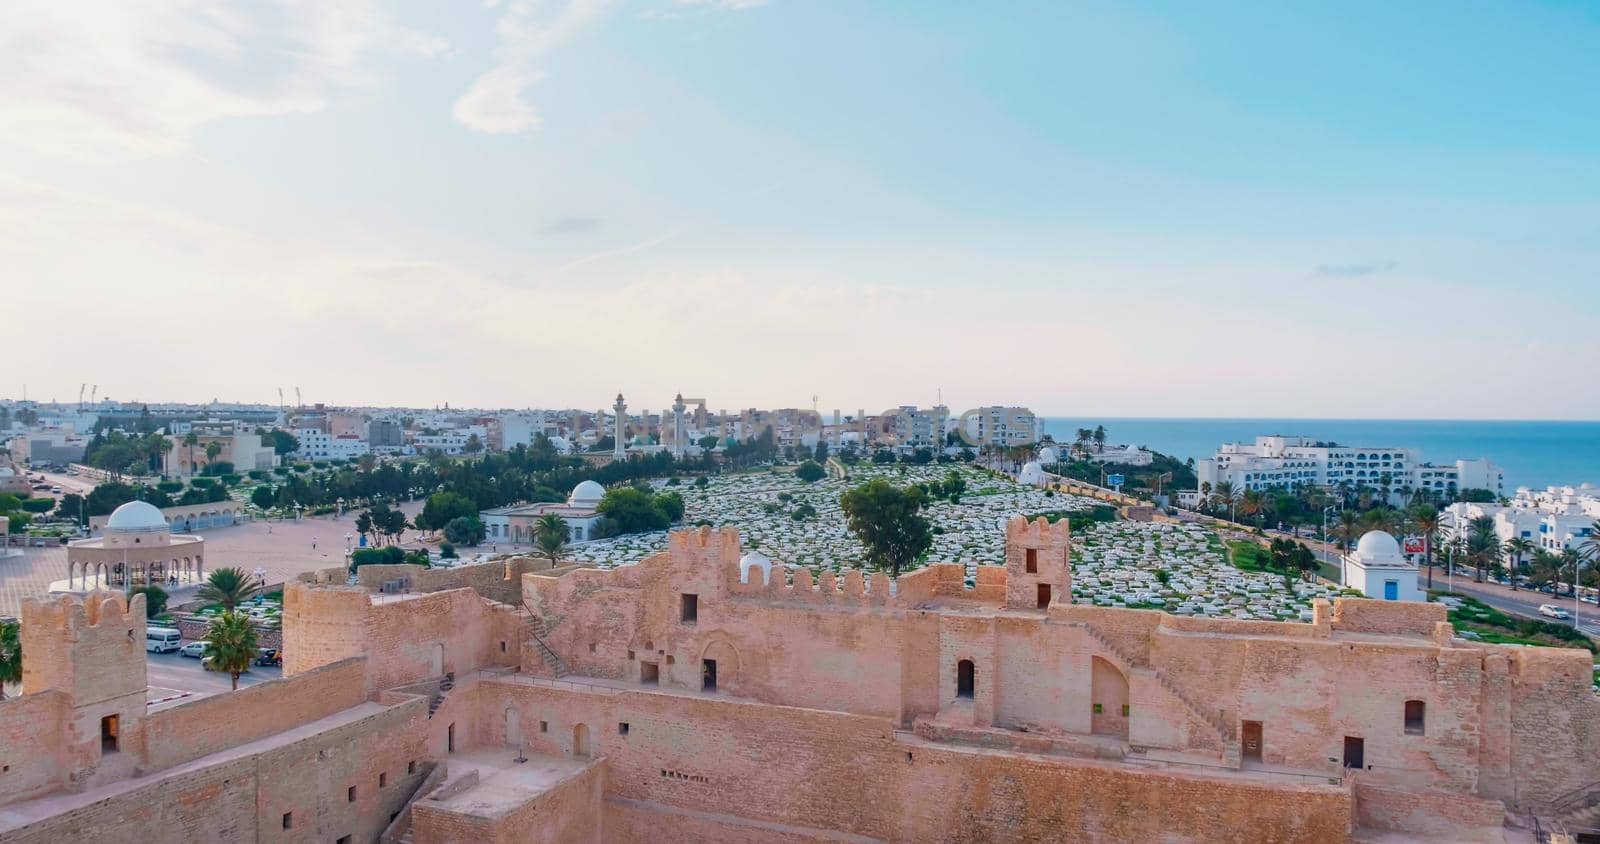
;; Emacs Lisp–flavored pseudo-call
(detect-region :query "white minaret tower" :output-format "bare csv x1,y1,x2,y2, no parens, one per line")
672,393,687,458
613,393,627,461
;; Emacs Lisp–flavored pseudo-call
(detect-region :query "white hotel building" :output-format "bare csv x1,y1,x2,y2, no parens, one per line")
1196,435,1505,499
1446,484,1600,554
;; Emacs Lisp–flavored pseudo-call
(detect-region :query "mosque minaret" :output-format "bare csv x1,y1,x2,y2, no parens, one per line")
613,393,628,461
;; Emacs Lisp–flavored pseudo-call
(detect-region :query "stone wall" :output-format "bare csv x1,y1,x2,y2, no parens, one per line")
140,657,367,772
0,690,68,805
1,695,429,844
474,678,1352,843
1352,778,1507,843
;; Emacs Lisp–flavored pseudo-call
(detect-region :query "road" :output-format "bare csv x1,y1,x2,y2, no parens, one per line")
1428,573,1600,636
19,468,98,499
146,650,281,710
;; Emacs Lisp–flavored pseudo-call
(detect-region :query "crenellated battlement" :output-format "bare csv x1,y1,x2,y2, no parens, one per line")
724,560,898,608
22,591,144,636
1004,515,1071,610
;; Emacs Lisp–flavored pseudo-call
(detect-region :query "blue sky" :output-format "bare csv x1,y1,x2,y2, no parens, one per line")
4,1,1597,417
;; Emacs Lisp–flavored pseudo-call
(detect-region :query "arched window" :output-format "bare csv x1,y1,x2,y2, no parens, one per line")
956,659,975,699
1404,700,1425,735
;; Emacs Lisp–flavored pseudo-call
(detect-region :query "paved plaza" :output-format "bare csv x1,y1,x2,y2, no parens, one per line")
0,503,420,618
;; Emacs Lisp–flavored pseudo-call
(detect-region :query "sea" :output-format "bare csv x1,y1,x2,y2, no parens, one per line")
1038,418,1600,493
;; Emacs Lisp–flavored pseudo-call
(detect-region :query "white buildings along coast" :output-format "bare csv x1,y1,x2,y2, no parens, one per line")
1196,435,1504,499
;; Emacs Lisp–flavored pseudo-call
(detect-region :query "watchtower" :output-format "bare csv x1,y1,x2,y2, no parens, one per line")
21,591,148,785
1004,516,1071,610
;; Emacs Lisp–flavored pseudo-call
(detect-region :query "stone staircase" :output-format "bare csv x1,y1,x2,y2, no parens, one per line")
1074,622,1236,753
427,672,455,718
525,613,567,677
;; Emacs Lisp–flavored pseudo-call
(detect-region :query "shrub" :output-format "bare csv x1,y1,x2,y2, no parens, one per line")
693,476,709,489
157,480,185,494
350,546,406,570
439,542,457,559
666,477,680,486
20,498,54,513
247,470,268,480
272,466,290,476
794,460,825,483
189,477,215,489
221,474,242,486
443,515,486,546
131,585,168,618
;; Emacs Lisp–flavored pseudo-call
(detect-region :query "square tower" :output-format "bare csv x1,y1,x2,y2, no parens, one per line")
21,592,149,785
1004,516,1071,610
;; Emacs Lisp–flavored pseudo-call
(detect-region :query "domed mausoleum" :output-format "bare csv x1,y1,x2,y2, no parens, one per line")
60,500,206,593
1340,530,1423,602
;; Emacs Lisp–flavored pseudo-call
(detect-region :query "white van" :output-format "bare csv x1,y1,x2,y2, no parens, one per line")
146,627,182,653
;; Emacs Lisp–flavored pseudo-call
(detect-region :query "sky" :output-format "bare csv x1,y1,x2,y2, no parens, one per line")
4,1,1599,418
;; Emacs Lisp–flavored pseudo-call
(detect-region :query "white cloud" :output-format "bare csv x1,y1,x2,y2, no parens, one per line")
0,0,447,165
452,0,612,135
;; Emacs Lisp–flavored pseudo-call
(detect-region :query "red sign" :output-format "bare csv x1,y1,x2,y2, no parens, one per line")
1402,537,1426,554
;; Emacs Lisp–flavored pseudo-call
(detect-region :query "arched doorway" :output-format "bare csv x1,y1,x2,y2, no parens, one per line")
1090,656,1129,737
505,707,522,749
573,724,590,758
956,659,975,699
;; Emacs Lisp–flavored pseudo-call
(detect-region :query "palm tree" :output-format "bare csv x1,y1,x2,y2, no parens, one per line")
1212,482,1240,521
1092,425,1106,453
534,513,568,566
1409,505,1440,589
198,567,261,611
0,621,21,700
204,611,259,691
183,431,199,476
1503,537,1534,590
204,441,222,471
1239,490,1266,525
1334,509,1362,556
1467,516,1497,583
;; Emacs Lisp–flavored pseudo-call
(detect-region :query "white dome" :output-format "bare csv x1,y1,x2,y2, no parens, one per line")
739,550,774,585
1018,461,1045,485
106,500,168,532
568,480,606,507
1037,446,1059,464
1354,530,1402,563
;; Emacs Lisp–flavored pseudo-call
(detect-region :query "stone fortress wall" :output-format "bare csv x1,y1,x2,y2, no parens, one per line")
1,516,1597,843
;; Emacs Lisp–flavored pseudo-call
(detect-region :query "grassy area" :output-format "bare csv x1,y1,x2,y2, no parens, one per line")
1435,592,1597,654
1227,540,1271,572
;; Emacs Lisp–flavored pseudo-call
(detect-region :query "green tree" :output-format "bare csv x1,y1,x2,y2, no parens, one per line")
944,469,967,503
0,621,20,699
265,430,299,457
54,492,87,526
198,567,261,611
417,491,478,532
839,479,932,578
354,510,375,545
596,487,671,534
204,611,259,691
183,431,199,474
443,515,486,546
535,513,568,565
463,433,484,454
131,585,169,618
1092,425,1106,453
794,460,825,483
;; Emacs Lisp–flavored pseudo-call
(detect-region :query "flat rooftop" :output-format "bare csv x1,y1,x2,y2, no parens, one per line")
421,748,592,820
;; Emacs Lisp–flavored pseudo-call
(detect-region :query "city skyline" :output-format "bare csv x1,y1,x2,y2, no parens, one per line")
5,2,1599,417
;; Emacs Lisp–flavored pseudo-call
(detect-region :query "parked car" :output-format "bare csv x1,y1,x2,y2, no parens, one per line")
146,628,182,654
179,641,208,658
1538,604,1571,620
254,648,281,667
49,486,61,494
